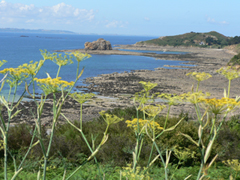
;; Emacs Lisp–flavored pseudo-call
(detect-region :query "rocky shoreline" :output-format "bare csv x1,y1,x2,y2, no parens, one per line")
75,45,240,118
7,45,240,126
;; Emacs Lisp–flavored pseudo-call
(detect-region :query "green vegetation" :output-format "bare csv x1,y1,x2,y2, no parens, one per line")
137,31,240,48
1,108,240,179
1,51,240,179
228,52,240,65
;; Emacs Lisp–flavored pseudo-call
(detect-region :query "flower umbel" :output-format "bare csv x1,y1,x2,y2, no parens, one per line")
70,92,95,104
199,97,240,115
0,60,7,68
216,66,240,81
71,51,91,62
141,104,166,117
139,81,157,92
0,65,32,87
34,77,74,95
126,118,163,133
158,93,182,106
99,111,123,125
18,60,44,76
180,91,210,104
186,72,212,82
51,53,73,67
222,159,240,172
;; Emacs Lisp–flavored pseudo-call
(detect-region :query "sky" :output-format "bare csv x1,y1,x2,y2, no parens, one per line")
0,0,239,37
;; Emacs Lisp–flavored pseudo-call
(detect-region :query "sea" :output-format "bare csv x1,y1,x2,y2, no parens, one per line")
0,32,193,99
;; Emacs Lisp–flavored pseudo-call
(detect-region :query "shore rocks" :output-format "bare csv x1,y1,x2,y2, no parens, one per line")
84,38,112,50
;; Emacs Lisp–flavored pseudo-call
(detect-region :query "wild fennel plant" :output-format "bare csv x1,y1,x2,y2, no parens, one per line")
125,81,184,180
0,50,95,180
0,58,45,180
181,70,240,180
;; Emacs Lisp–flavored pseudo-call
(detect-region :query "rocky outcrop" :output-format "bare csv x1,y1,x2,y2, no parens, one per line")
84,38,112,50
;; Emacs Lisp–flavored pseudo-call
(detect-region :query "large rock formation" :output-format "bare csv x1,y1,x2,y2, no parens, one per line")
84,38,112,50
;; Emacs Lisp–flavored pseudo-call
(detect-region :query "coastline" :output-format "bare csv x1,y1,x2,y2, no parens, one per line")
9,45,240,126
74,45,239,117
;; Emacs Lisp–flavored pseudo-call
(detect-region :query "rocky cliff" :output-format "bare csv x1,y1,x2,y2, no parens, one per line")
84,38,112,50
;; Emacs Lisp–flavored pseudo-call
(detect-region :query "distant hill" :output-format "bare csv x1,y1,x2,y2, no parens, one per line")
0,28,77,34
136,31,240,48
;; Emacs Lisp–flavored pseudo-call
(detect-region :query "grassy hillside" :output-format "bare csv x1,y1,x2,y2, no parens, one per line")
137,31,240,48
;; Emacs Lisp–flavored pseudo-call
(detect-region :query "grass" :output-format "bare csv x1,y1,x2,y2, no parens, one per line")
0,162,237,179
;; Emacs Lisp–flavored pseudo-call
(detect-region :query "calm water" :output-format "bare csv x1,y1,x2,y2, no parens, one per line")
0,32,194,97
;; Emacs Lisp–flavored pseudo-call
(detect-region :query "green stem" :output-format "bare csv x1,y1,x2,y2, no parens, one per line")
137,138,144,161
147,144,155,168
7,86,12,103
18,126,37,170
76,62,80,79
164,106,171,129
63,114,108,180
133,136,140,173
43,93,59,179
3,134,7,180
194,104,202,123
32,75,35,99
153,141,168,180
61,113,99,164
228,79,231,98
210,115,217,136
80,103,83,130
196,120,205,180
196,81,200,92
56,65,61,78
11,82,18,106
4,82,18,180
197,146,204,180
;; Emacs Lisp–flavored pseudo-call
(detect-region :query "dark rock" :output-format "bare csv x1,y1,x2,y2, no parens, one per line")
84,38,112,50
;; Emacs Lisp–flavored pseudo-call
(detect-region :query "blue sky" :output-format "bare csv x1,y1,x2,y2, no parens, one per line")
0,0,239,37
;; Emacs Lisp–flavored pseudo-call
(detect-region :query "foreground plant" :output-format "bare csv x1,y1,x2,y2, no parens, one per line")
30,51,90,180
180,71,240,180
222,159,240,179
61,110,123,179
127,81,184,180
70,92,95,130
0,59,46,180
0,50,93,180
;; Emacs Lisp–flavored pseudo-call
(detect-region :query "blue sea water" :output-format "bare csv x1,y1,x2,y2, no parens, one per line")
0,32,193,97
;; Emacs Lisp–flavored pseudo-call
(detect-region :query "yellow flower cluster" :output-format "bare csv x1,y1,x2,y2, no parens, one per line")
0,67,27,76
142,104,166,117
70,92,95,104
126,118,163,132
34,77,74,88
173,147,196,161
180,91,210,104
18,60,44,76
40,49,56,61
199,97,240,115
159,93,182,106
186,72,212,82
0,61,44,78
71,51,91,62
34,77,74,94
0,60,7,67
121,164,152,180
51,53,73,67
222,159,240,172
139,81,158,92
216,66,240,80
99,111,123,125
